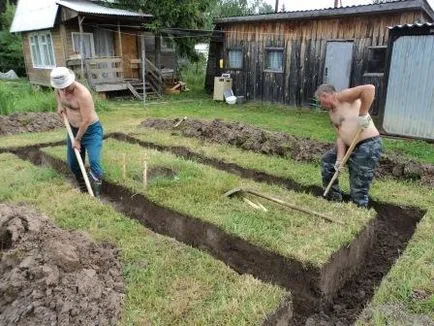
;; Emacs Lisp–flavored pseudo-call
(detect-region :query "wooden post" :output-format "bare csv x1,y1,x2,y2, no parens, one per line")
117,21,123,58
78,16,85,79
122,153,126,179
142,33,146,106
275,0,279,12
142,153,148,189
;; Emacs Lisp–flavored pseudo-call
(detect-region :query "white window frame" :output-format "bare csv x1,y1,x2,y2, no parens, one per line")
71,32,96,58
28,31,56,69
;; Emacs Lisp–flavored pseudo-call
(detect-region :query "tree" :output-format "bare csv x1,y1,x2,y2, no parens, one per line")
280,3,286,12
0,1,24,75
117,0,216,62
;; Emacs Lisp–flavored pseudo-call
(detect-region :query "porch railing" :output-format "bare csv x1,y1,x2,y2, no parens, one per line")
66,56,124,85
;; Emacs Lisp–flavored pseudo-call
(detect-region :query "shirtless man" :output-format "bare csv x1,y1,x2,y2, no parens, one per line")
315,84,382,207
50,67,104,197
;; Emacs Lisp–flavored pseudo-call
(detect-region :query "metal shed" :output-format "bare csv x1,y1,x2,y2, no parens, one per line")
380,22,434,141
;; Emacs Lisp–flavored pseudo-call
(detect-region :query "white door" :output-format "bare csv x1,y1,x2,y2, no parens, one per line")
324,42,354,91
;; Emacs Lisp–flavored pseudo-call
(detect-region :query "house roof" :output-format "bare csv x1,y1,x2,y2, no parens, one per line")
10,0,151,33
214,0,434,25
389,21,434,29
10,0,59,33
56,0,152,18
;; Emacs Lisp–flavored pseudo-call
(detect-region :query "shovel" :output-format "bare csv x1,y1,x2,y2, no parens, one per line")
224,187,343,225
62,113,94,197
323,127,363,198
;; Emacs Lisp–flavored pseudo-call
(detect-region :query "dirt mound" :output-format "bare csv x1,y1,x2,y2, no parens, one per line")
141,118,434,187
0,204,124,326
0,112,63,136
142,118,332,162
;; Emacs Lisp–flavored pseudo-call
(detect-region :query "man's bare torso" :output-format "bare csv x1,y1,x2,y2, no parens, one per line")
57,82,98,128
329,99,379,146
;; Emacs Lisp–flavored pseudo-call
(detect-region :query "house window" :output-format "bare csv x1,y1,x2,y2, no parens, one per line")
72,32,95,59
265,48,284,72
29,32,55,68
228,49,243,69
366,46,387,74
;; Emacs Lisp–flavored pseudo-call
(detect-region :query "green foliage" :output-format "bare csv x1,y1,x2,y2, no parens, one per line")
0,1,25,76
118,0,215,61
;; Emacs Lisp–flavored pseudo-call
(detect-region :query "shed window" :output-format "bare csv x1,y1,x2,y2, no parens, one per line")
265,48,284,72
72,32,95,59
29,32,55,68
228,49,243,69
366,46,386,74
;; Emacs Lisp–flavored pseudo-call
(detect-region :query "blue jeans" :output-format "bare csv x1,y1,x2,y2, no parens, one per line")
67,121,104,180
321,136,382,207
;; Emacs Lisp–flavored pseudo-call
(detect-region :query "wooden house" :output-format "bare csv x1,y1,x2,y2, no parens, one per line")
206,0,434,114
10,0,177,97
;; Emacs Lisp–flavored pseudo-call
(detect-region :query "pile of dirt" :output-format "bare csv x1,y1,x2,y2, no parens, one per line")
0,112,63,136
142,118,332,162
0,204,124,326
141,118,434,187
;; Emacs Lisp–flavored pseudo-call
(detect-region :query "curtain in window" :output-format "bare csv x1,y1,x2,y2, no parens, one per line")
266,51,283,71
228,50,243,69
30,33,55,68
73,33,93,59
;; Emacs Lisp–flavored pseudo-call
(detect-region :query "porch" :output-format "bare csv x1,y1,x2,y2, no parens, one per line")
66,56,175,98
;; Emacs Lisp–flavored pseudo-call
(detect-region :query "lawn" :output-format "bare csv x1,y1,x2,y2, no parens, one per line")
42,139,375,268
0,153,288,325
1,82,433,324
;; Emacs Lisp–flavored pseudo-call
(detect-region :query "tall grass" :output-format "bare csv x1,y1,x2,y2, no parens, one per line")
0,79,110,115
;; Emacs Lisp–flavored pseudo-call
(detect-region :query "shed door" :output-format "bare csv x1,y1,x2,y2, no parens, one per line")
324,42,354,90
383,35,434,140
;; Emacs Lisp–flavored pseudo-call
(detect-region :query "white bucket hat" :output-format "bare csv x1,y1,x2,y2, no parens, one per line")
50,67,75,89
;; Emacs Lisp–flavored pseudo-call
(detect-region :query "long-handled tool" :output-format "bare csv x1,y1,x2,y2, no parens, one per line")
323,127,363,198
62,113,94,197
224,187,343,225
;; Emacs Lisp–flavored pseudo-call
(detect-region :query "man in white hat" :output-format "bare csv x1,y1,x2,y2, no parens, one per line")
51,67,104,197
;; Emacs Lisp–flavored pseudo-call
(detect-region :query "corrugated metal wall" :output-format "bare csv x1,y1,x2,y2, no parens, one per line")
383,35,434,140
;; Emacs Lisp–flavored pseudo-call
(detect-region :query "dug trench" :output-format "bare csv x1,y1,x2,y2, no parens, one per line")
6,144,425,326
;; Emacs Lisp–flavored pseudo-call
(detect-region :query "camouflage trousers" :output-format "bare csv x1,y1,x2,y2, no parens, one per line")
321,136,382,208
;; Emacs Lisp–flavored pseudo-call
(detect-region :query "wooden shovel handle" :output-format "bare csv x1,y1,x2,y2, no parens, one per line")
62,113,94,197
323,127,363,198
245,189,343,225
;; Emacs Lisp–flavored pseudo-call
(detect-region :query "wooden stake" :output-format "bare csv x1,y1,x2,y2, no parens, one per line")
142,153,148,189
122,153,126,179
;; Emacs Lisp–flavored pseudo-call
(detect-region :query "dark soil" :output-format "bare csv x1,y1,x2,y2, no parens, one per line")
141,118,434,187
0,112,63,136
0,204,124,326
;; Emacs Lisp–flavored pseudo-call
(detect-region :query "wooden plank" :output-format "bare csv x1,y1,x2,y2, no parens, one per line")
126,81,143,100
87,57,122,64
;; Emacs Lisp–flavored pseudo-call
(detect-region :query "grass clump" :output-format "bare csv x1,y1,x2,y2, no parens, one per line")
0,153,288,325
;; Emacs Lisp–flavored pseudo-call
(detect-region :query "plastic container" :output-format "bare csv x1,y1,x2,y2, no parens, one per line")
225,96,237,105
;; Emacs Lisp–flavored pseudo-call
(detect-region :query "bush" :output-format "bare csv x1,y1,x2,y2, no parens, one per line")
0,1,25,76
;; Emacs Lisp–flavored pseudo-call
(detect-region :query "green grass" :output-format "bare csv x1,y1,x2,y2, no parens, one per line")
123,129,434,323
43,140,375,268
0,153,288,325
0,79,110,115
